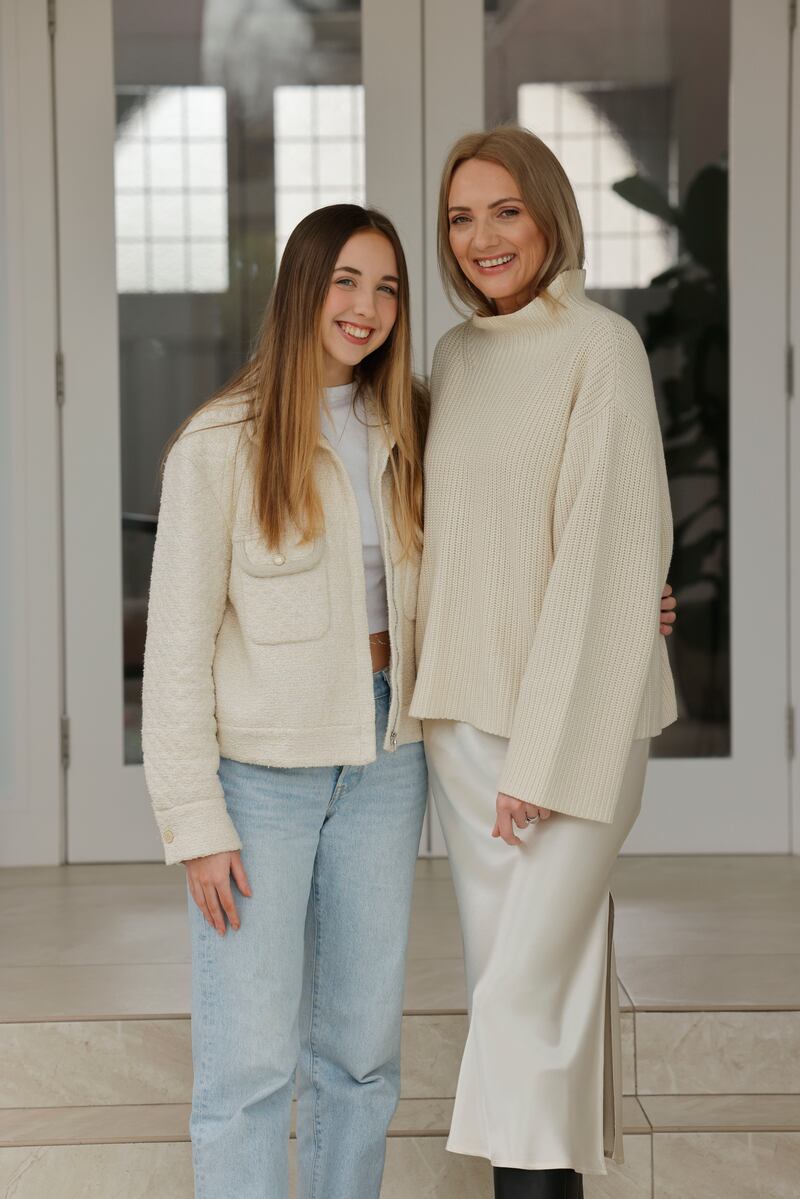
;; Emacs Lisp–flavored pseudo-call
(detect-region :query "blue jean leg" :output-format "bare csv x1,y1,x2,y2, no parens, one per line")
188,753,333,1199
187,671,427,1199
295,679,428,1199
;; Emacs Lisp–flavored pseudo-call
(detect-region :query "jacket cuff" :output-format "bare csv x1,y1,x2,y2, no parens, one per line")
153,801,242,866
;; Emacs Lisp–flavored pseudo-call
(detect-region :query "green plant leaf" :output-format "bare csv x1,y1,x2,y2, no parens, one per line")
612,175,681,226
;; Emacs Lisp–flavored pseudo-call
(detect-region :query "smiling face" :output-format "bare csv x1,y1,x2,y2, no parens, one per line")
448,158,548,315
319,231,400,387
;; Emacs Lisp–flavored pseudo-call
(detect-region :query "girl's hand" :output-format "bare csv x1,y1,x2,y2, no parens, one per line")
492,793,551,846
660,583,677,636
184,850,252,935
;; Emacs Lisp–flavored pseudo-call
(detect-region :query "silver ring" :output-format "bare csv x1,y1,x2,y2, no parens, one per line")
525,812,541,825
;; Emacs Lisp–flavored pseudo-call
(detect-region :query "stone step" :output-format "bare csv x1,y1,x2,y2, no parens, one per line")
2,1097,798,1198
3,1005,798,1110
0,1098,651,1198
0,1096,655,1146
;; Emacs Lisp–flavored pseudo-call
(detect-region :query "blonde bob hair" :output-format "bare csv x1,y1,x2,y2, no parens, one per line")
437,125,585,317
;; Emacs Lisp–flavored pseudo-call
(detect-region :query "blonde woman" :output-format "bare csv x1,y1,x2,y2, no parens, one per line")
410,128,677,1197
142,205,428,1199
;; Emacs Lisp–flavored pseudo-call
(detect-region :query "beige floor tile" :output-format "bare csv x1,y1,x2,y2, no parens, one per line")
584,1134,652,1198
617,953,800,1010
652,1131,800,1198
0,964,191,1023
0,1097,653,1151
400,1014,467,1099
0,1142,194,1198
403,957,466,1011
0,884,191,967
406,908,464,960
611,857,800,958
621,1097,651,1134
0,1136,490,1198
0,863,182,888
621,1013,636,1095
0,1019,192,1107
1,1012,469,1108
382,1140,491,1197
0,1099,455,1148
636,1010,800,1093
0,1103,191,1147
415,859,453,881
640,1094,800,1132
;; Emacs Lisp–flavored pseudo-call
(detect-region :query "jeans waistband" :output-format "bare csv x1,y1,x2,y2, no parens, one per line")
373,666,391,699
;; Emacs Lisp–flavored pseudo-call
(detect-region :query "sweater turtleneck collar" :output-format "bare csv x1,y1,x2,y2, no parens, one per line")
470,267,588,335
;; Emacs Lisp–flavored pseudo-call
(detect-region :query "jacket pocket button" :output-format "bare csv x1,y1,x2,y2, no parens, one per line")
163,830,174,844
390,731,397,749
272,554,286,566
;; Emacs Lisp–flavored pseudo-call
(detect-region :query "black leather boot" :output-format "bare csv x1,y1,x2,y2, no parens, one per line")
493,1167,583,1198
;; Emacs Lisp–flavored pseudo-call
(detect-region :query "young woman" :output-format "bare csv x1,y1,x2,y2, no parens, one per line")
409,127,678,1198
142,204,429,1199
143,198,676,1199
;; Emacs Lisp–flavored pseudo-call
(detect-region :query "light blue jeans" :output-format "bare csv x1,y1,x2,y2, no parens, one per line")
187,670,428,1199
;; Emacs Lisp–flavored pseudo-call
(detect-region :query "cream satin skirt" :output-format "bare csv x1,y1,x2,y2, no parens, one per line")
424,720,650,1175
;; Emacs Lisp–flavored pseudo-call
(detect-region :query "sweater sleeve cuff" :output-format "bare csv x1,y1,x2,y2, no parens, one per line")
154,801,242,866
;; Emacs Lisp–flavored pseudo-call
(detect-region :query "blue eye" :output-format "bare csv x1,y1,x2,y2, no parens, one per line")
450,215,469,226
379,285,398,297
335,277,355,287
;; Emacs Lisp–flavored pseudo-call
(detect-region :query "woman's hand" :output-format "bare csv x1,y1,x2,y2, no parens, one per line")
184,850,252,935
492,793,551,846
660,583,677,636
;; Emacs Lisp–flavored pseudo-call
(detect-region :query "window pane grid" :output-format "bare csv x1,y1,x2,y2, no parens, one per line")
274,84,366,261
518,82,674,289
115,85,229,293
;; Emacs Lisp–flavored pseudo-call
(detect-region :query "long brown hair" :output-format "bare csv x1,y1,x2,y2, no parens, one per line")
172,205,426,554
437,126,585,317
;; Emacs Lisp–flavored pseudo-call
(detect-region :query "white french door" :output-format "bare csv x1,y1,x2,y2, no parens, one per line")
58,0,792,860
420,0,793,853
56,0,426,861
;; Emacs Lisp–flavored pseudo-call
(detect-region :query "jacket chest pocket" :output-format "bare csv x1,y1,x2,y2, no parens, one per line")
231,533,330,645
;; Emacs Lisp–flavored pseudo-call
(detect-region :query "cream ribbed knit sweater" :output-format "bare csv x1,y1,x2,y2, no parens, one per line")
410,269,677,824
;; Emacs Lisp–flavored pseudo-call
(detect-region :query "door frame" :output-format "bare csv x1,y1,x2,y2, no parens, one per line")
29,0,797,862
790,0,799,855
0,0,63,866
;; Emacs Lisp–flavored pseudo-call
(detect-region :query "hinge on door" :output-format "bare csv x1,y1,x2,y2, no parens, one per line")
788,705,796,760
788,344,795,399
56,351,65,407
47,0,56,36
60,715,70,769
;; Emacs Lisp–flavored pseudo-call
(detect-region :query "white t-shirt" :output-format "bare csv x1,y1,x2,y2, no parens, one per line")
321,383,390,635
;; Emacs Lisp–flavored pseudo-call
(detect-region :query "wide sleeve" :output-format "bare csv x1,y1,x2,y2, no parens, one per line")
497,378,672,824
141,436,242,864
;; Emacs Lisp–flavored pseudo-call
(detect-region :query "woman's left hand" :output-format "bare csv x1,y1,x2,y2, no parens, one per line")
660,583,677,636
492,793,551,846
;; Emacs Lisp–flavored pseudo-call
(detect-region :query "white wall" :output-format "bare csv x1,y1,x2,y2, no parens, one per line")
0,0,63,865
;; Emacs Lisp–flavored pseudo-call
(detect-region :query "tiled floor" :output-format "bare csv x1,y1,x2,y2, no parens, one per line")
0,855,798,1197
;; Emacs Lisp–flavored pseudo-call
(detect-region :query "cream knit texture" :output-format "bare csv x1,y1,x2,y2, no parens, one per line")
142,398,421,865
410,269,677,825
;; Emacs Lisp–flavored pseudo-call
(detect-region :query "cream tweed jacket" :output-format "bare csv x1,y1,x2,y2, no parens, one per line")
411,269,677,824
142,398,421,865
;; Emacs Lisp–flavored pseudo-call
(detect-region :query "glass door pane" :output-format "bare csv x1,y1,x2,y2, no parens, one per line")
114,1,364,763
485,0,731,760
